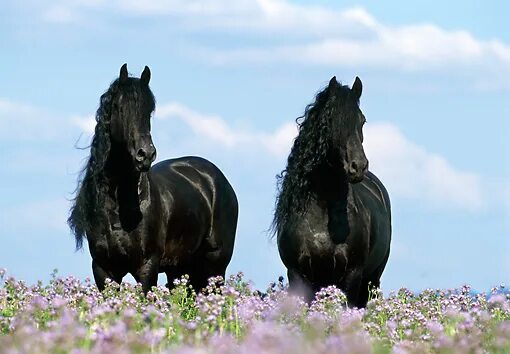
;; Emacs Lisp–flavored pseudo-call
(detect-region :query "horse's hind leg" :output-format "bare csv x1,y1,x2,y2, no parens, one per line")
164,269,177,289
188,191,238,292
164,252,228,293
187,257,226,293
164,266,189,290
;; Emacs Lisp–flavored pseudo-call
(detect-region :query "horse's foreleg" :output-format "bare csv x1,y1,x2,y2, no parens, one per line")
136,256,159,295
186,259,225,293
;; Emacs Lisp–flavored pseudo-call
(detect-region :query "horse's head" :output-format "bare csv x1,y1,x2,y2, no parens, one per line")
110,64,156,172
327,76,368,183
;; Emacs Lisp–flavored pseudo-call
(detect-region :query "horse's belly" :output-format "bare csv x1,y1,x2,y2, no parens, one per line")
160,214,209,267
161,238,201,267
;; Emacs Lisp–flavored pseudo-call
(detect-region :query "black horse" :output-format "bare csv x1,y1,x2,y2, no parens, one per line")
69,64,238,294
274,77,391,308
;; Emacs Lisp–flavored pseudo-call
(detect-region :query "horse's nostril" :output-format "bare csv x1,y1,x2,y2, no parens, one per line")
350,161,358,173
136,149,147,161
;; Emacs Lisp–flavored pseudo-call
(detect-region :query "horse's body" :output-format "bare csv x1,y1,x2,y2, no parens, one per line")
277,170,391,307
69,65,238,293
275,77,391,307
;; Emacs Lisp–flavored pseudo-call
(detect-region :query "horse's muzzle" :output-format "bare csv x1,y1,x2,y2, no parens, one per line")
134,145,156,172
347,160,368,183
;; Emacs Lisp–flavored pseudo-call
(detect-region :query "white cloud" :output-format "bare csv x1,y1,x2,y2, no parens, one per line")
111,2,382,38
200,11,510,74
42,5,78,24
71,115,96,135
156,102,297,157
35,1,510,81
364,122,483,211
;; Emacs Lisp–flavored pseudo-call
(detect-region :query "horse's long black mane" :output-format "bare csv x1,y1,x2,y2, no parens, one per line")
68,77,155,250
273,80,355,233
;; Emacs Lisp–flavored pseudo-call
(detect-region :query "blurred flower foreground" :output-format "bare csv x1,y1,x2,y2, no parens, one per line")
0,268,509,354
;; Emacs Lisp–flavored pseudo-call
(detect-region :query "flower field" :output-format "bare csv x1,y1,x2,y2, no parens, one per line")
0,269,509,353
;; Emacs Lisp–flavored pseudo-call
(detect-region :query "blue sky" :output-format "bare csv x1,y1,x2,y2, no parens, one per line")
1,0,509,293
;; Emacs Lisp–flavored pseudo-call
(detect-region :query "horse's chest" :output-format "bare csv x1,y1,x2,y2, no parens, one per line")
109,224,138,258
302,201,369,255
91,208,142,262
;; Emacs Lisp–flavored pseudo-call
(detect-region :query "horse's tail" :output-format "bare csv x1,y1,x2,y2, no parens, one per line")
68,197,87,250
68,175,93,251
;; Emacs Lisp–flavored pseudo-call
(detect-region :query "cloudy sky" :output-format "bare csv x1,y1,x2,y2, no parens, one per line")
1,0,509,292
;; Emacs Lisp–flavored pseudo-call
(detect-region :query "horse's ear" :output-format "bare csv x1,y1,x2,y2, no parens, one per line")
328,76,337,94
352,76,362,100
119,63,129,84
141,66,151,86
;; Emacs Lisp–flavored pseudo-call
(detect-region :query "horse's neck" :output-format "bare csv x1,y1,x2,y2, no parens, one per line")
311,163,353,244
311,163,350,207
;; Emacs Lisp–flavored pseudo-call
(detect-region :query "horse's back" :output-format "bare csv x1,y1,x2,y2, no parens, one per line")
151,156,238,218
153,156,226,180
152,155,232,192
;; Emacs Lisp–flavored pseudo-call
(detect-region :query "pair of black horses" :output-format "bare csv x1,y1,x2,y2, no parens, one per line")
69,64,391,308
